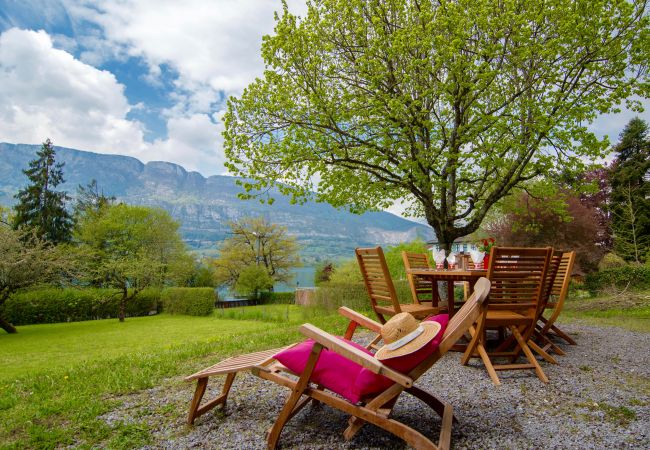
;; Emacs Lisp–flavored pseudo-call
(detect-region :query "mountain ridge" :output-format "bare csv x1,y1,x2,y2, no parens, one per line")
0,142,433,260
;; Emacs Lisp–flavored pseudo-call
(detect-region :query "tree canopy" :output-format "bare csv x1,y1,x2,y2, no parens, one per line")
75,204,192,321
213,216,301,293
609,117,650,263
0,225,74,333
13,139,73,244
224,0,649,248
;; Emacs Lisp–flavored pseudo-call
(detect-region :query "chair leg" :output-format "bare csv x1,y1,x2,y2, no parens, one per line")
187,378,208,425
528,339,558,365
550,324,577,345
267,344,323,449
510,326,548,383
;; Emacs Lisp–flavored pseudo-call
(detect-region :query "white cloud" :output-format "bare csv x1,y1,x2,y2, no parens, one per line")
68,0,306,114
0,27,229,175
0,28,147,154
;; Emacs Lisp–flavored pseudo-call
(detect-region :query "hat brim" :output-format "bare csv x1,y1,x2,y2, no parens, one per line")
375,321,442,360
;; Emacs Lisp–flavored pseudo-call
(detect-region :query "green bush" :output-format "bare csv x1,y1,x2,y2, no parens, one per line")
259,291,295,304
310,280,412,313
2,287,160,325
161,287,215,316
598,252,627,270
585,266,650,295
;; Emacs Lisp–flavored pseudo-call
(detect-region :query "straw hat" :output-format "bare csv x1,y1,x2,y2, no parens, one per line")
375,312,441,360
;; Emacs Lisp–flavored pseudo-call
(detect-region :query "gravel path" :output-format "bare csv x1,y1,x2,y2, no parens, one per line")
103,323,650,449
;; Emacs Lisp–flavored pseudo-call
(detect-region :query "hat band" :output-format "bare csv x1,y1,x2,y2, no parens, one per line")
385,325,425,351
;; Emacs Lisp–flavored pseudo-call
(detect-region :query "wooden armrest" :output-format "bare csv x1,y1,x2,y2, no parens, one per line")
338,307,382,332
299,323,412,388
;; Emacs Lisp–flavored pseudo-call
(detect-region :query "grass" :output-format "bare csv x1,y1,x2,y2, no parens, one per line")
1,288,648,449
561,289,650,332
0,305,347,449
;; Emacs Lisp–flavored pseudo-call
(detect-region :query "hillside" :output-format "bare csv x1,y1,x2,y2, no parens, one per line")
0,143,433,260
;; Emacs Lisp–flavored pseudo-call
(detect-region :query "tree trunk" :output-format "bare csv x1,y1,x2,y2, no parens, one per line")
0,316,17,334
119,288,127,322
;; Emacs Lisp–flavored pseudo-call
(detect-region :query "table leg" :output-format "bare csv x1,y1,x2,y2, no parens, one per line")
431,280,440,308
447,281,455,317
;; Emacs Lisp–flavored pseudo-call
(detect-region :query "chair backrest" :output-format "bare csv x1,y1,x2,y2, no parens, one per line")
539,253,562,314
408,277,490,379
401,251,432,304
486,246,552,318
550,251,576,304
356,247,401,313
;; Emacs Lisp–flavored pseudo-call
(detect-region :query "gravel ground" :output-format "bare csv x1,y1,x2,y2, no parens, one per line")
102,323,650,449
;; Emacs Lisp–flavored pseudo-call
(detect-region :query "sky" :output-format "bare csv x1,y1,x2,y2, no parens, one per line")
0,0,648,178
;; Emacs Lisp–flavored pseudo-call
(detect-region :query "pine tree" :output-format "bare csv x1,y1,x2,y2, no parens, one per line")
609,118,650,263
13,139,73,244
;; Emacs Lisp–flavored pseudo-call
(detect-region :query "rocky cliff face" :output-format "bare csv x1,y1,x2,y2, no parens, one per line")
0,142,433,260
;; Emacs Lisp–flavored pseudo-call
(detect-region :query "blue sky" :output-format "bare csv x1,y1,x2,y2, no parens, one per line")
0,0,648,177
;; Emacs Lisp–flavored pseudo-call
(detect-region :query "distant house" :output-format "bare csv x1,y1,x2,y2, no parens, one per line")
427,237,479,254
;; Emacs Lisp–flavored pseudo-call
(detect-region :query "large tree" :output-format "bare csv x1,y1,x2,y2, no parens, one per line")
609,117,650,263
224,0,649,250
213,216,301,291
75,204,192,321
13,139,73,244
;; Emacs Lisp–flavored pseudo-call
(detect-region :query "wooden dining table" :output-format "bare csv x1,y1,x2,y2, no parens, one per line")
406,268,487,317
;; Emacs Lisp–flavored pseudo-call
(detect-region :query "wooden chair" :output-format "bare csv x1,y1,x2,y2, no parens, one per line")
357,247,439,324
461,247,553,385
537,251,577,348
185,278,491,449
401,251,447,312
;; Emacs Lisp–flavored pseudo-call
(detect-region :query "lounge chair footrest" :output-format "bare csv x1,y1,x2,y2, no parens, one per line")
185,346,290,381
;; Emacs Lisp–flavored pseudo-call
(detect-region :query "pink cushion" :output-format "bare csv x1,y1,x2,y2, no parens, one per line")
274,337,393,403
273,314,449,403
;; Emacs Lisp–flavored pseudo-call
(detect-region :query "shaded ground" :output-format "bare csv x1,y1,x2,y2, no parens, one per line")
100,322,650,449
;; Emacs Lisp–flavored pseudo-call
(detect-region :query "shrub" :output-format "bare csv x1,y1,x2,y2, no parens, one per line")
259,291,295,304
310,280,412,313
598,252,627,270
585,266,650,295
161,287,215,316
2,287,160,325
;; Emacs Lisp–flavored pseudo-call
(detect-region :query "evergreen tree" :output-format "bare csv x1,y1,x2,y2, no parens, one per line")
13,139,73,243
609,118,650,263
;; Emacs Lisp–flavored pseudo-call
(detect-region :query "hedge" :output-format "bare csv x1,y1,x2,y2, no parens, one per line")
259,291,295,304
585,266,650,295
2,287,161,326
311,279,412,313
161,287,216,316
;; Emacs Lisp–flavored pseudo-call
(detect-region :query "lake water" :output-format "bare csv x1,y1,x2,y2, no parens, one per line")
218,266,315,299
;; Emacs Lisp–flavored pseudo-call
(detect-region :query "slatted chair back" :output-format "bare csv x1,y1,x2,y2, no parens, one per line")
539,253,562,315
401,251,432,304
486,246,552,318
551,251,576,300
356,247,401,313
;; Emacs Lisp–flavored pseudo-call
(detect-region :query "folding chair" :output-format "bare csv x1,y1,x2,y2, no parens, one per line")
461,247,552,385
537,251,577,348
186,278,491,449
357,247,439,324
402,251,448,312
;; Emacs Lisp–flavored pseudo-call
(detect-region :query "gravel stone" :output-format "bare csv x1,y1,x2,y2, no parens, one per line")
102,322,650,449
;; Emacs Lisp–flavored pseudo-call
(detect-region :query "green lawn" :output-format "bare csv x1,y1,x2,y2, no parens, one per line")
561,289,650,332
0,305,344,449
0,294,647,449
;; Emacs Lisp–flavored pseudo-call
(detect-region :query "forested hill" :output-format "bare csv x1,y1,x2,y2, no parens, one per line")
0,142,433,260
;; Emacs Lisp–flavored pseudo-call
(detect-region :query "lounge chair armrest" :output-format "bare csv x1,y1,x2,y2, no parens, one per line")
338,307,382,332
299,323,412,388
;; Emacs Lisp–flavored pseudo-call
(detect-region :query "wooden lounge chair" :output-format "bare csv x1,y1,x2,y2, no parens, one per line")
185,277,491,449
357,247,439,324
537,251,577,348
461,247,552,385
402,251,447,311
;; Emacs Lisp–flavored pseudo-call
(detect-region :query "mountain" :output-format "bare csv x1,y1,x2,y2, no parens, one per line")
0,142,433,261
